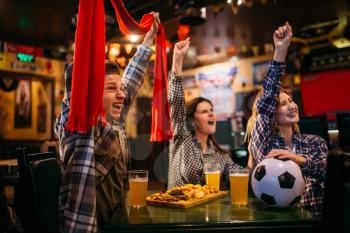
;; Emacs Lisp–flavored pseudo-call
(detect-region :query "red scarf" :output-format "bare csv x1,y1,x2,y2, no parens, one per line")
111,0,173,141
67,0,173,141
66,0,106,133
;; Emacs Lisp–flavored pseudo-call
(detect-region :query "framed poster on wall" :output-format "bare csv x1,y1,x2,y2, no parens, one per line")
15,80,32,128
196,65,237,120
0,70,54,140
252,61,269,85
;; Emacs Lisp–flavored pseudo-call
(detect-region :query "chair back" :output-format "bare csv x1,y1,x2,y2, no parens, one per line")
16,148,61,233
298,114,330,146
337,112,350,148
214,119,233,150
321,148,350,233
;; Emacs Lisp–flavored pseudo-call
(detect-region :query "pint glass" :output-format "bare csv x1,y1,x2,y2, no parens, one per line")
229,168,249,205
128,170,148,208
204,163,221,190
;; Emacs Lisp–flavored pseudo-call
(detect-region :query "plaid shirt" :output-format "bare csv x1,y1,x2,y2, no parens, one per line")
112,45,152,161
55,45,152,233
249,60,328,216
167,72,241,190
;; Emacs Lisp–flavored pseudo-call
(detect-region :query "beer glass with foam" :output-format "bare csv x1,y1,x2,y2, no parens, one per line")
204,163,221,190
229,168,249,205
128,170,148,208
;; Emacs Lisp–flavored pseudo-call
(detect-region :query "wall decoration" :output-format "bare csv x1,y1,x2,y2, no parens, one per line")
0,78,18,92
183,76,196,88
252,61,269,85
37,88,47,133
301,68,350,116
196,65,237,120
14,80,32,128
0,52,5,68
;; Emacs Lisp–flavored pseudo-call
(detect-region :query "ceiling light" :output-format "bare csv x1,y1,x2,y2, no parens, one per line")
128,35,139,43
200,7,206,18
109,43,121,57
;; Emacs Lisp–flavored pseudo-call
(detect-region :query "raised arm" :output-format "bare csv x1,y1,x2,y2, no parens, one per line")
249,23,292,162
53,64,98,231
168,38,190,137
119,12,160,123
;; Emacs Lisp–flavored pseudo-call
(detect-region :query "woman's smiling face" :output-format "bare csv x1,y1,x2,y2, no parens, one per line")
277,92,299,127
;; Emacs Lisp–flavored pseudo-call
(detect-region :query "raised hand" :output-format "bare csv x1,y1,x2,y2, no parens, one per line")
143,12,160,47
273,22,293,62
171,38,191,76
174,37,190,61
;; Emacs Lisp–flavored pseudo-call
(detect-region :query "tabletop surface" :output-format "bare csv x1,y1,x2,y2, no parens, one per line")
104,192,320,232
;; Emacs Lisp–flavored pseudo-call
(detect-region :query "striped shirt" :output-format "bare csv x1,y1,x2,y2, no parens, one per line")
249,60,328,216
167,72,241,190
54,45,152,232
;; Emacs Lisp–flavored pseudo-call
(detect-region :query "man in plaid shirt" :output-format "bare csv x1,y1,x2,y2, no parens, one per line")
247,23,328,216
55,13,160,233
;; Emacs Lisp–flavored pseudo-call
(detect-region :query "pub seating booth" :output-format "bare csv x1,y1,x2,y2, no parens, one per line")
16,147,61,233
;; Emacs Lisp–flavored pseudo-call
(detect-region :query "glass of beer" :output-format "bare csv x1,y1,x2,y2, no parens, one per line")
128,170,148,208
229,168,249,206
204,163,221,191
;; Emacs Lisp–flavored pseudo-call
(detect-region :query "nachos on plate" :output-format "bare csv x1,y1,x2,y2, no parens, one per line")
147,184,218,202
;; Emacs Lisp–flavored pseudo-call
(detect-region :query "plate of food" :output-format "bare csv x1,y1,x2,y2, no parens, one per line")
146,184,228,208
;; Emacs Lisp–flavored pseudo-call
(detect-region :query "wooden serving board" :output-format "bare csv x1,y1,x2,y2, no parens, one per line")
146,191,229,208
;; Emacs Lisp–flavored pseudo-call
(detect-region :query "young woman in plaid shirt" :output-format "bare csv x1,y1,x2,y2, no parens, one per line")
167,38,241,190
246,23,328,216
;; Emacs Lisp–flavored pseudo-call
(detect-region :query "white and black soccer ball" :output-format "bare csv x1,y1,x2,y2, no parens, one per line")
251,158,305,208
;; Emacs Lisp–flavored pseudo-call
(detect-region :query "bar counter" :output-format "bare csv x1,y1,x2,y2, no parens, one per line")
104,192,320,233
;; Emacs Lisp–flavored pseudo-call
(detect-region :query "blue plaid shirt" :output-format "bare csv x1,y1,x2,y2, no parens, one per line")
249,60,328,216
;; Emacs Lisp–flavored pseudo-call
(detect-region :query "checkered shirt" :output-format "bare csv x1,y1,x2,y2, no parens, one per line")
54,45,151,233
249,60,328,216
167,72,241,190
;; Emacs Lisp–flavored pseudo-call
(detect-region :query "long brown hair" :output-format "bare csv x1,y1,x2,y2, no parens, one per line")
244,90,300,143
186,97,228,154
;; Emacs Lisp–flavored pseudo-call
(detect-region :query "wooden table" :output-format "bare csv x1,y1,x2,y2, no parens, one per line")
104,193,320,233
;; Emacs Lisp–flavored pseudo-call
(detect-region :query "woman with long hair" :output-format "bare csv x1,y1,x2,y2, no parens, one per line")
245,23,328,216
167,38,241,189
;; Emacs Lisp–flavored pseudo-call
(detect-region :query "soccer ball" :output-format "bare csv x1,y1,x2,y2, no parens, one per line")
251,158,305,208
